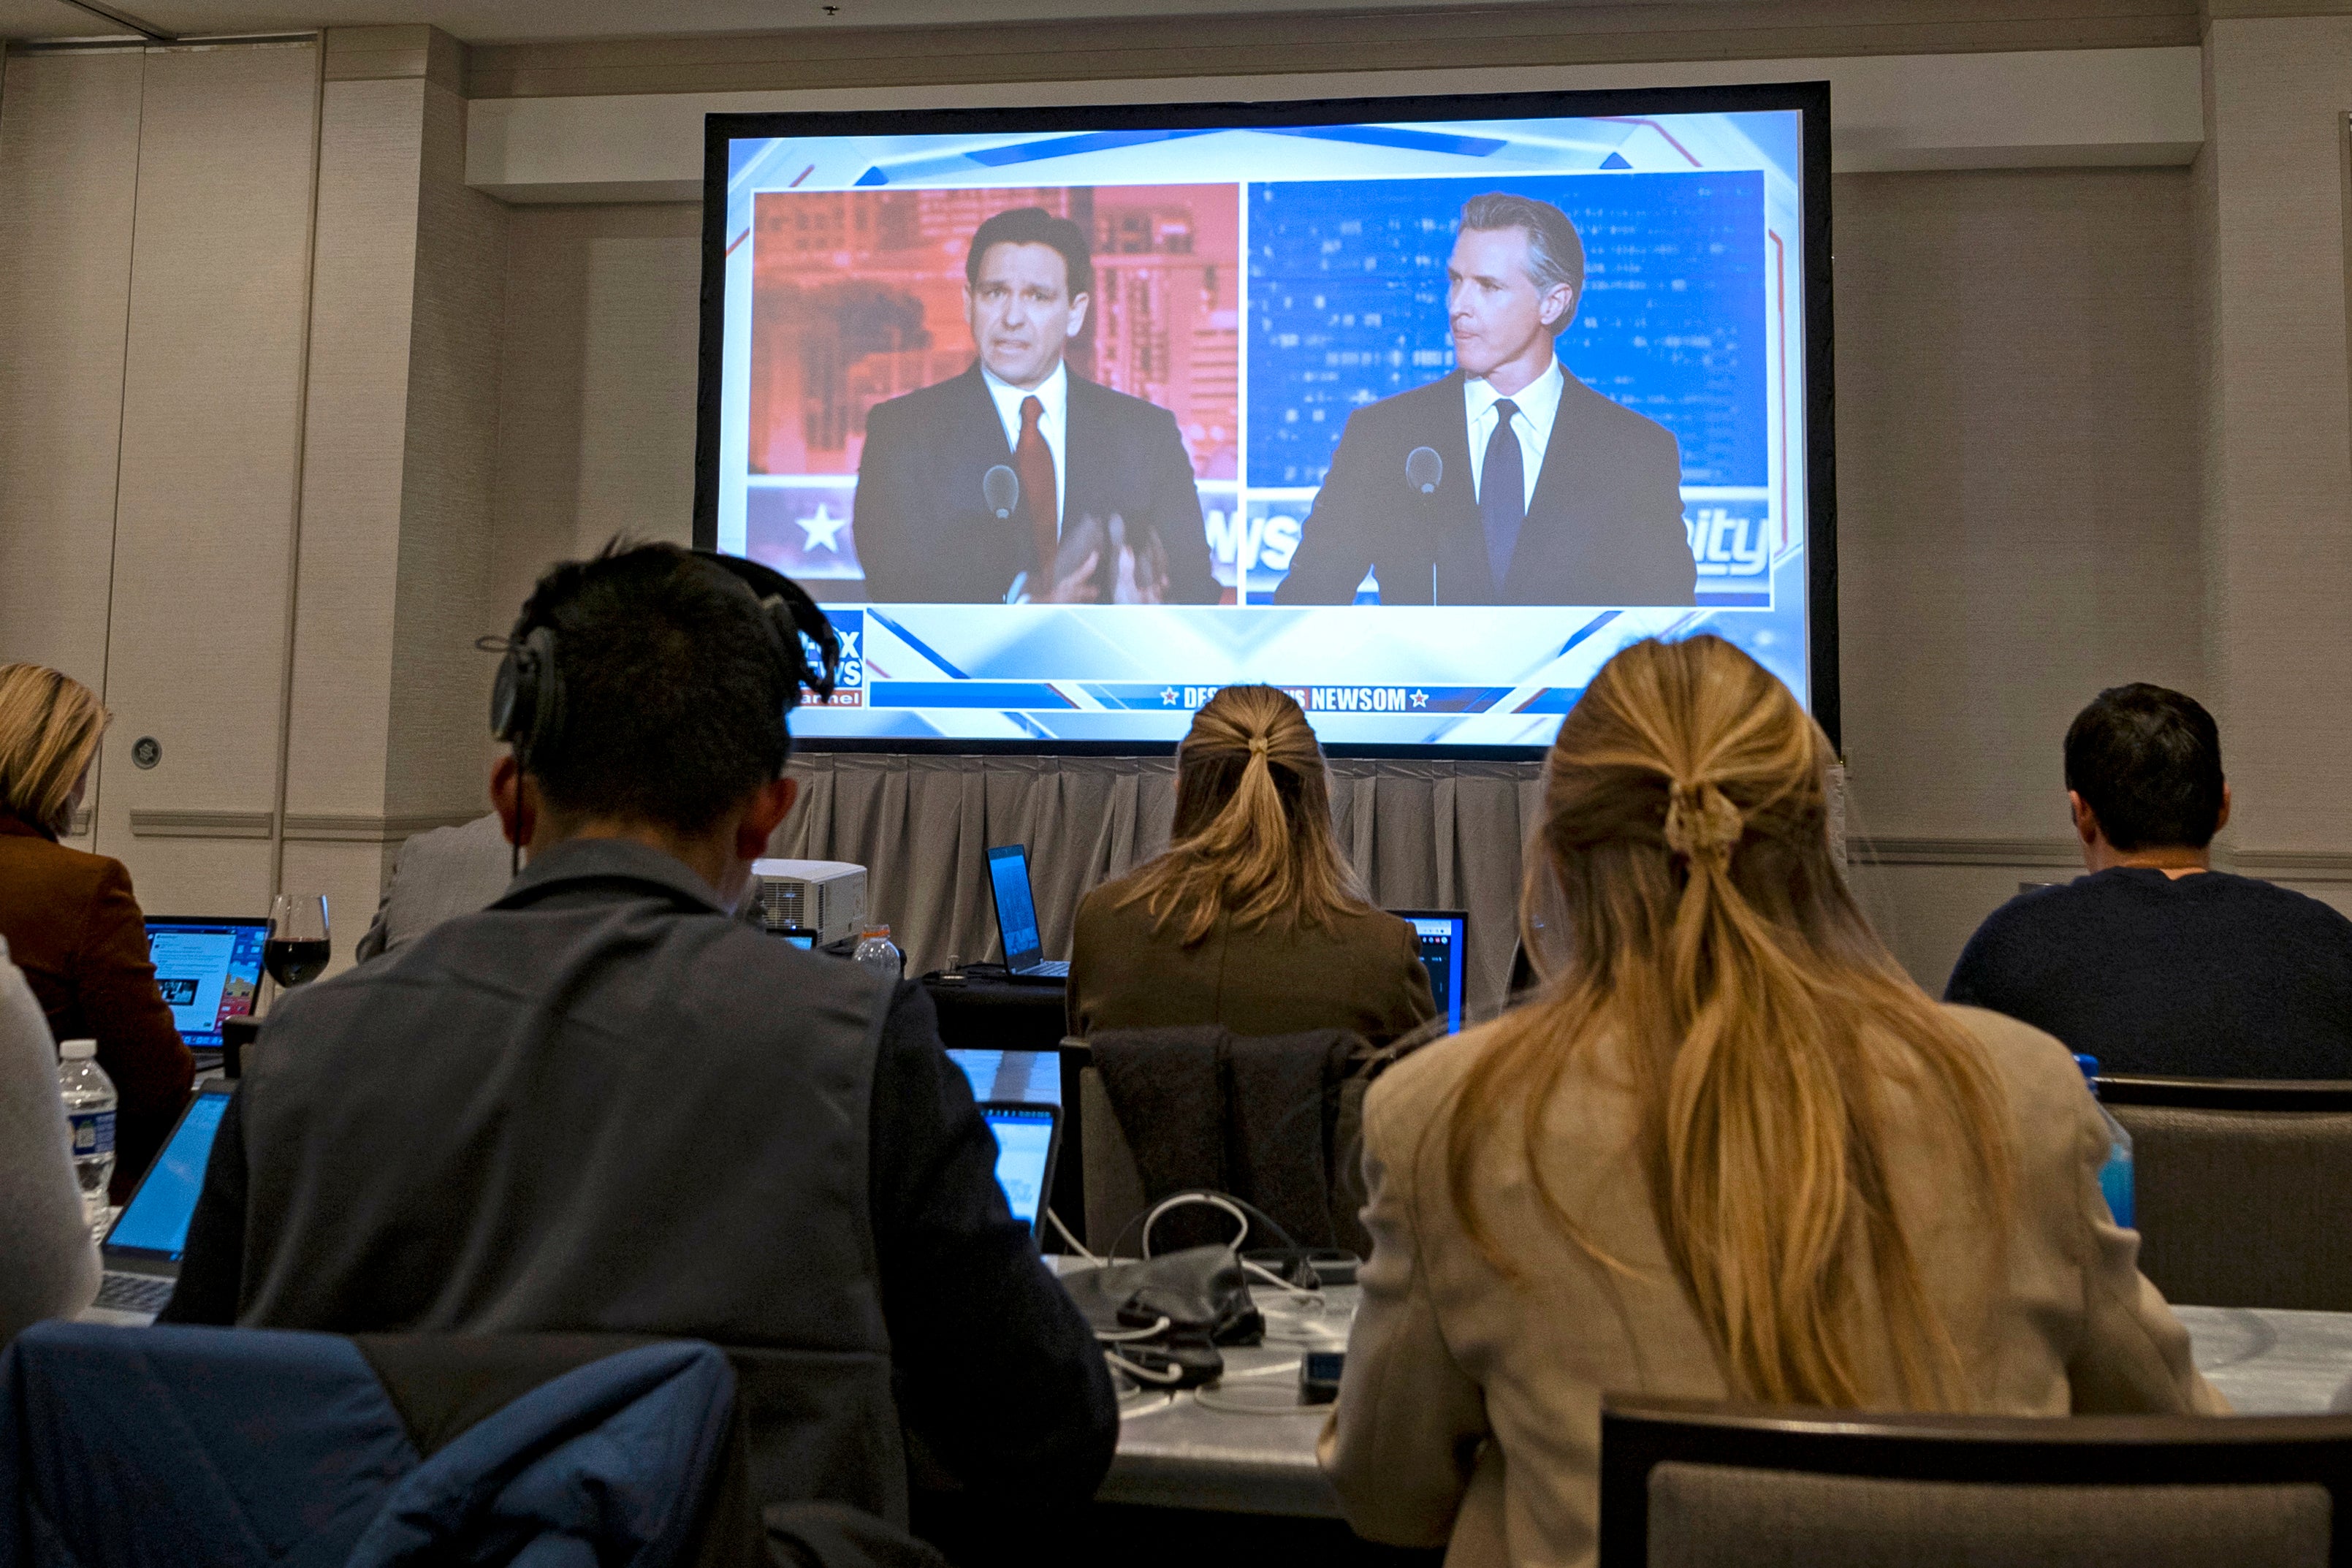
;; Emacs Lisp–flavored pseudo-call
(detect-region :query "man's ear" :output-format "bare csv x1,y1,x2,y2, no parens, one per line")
2067,789,2101,847
1065,292,1091,340
2216,780,2233,834
492,753,534,849
735,774,799,862
1539,284,1576,330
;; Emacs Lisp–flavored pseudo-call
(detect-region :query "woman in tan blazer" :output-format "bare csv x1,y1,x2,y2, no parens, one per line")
0,665,191,1203
1068,685,1434,1046
1321,636,2222,1568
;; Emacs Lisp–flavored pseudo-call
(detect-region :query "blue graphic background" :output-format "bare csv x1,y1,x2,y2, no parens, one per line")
1249,172,1765,489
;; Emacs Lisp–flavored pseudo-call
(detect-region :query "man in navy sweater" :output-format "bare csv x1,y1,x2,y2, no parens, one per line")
1946,682,2352,1078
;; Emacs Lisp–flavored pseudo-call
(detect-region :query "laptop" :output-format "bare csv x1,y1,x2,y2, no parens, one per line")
948,1048,1062,1106
144,916,269,1054
83,1079,237,1322
1390,908,1468,1034
986,845,1068,982
979,1100,1062,1244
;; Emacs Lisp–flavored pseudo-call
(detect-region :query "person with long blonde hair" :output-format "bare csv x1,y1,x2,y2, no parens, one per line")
1322,636,2220,1567
1067,685,1434,1045
0,663,192,1202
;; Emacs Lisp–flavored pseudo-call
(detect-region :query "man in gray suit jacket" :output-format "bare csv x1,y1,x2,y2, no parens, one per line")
352,811,511,963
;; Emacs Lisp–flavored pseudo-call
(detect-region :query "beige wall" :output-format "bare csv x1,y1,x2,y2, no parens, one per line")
0,47,140,707
490,201,701,618
2201,16,2352,859
1832,166,2207,984
107,42,320,916
0,34,506,970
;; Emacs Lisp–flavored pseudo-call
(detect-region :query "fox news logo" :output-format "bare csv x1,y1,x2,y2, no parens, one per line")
814,610,864,691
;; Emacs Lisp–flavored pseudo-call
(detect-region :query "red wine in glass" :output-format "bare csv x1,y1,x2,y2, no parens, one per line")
262,937,330,988
265,893,331,994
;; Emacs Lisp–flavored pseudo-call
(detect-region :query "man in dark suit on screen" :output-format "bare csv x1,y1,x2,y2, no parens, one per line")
1273,193,1696,607
853,206,1217,605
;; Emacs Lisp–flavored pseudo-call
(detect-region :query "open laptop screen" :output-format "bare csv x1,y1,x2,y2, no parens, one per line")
981,1103,1057,1236
986,845,1045,970
105,1086,233,1261
1391,909,1468,1034
948,1049,1062,1106
144,918,267,1050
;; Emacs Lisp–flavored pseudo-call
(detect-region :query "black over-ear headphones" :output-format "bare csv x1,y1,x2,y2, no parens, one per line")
488,549,840,765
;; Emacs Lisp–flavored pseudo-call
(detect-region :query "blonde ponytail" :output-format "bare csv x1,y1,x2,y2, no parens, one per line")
1443,636,2013,1411
1118,685,1369,945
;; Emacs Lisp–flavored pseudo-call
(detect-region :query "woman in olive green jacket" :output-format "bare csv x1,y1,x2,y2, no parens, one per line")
1067,685,1434,1046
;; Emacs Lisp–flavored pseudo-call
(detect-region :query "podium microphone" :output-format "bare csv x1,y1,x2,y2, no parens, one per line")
1406,447,1443,495
983,465,1021,520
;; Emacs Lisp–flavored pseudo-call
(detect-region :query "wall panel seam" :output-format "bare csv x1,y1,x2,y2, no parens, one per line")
267,34,327,895
90,47,147,857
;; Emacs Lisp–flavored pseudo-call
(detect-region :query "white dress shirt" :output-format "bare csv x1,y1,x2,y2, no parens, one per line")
1464,357,1564,513
982,359,1068,533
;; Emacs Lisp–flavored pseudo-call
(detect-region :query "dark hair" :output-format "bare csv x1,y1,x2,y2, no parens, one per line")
509,540,792,834
2063,683,2225,851
1459,191,1586,333
964,207,1094,302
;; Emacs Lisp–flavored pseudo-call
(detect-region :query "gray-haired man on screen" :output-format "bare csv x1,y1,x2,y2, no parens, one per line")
1274,192,1696,607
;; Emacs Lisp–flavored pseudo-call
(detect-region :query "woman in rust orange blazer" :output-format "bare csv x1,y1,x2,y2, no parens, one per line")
0,664,191,1202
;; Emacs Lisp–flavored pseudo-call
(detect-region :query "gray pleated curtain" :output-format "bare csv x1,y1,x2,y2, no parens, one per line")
774,753,1546,1016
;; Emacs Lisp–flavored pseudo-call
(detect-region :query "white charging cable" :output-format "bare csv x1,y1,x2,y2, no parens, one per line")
1105,1351,1186,1386
1139,1191,1253,1257
1046,1207,1104,1265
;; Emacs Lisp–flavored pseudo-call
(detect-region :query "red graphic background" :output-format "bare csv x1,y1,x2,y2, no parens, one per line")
748,184,1241,483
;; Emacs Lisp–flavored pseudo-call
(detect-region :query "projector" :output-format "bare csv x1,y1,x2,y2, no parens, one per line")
748,859,868,945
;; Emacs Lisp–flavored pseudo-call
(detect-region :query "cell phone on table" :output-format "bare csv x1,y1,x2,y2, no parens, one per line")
773,926,818,949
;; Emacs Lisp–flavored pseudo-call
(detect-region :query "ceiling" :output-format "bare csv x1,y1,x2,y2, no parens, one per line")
0,0,1691,45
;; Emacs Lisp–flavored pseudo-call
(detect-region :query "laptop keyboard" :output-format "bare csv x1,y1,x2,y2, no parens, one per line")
1022,960,1070,978
94,1273,175,1314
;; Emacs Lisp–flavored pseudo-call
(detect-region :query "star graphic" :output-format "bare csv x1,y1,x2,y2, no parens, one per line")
1410,689,1429,709
1161,688,1181,707
797,503,849,553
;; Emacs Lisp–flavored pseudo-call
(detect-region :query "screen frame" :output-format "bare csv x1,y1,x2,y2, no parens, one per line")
696,80,1837,758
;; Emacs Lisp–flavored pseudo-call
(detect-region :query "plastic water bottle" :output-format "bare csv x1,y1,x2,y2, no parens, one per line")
853,925,902,982
57,1039,116,1235
2074,1054,2134,1230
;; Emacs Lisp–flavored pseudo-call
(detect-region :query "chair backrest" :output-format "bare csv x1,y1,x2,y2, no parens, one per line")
1078,1024,1369,1256
1600,1395,2352,1568
2098,1076,2352,1310
0,1322,757,1568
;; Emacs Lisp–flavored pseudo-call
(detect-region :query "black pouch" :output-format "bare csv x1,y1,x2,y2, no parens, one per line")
1060,1245,1264,1390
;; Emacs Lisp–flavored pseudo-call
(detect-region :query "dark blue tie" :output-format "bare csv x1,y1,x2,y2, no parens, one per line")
1480,397,1526,592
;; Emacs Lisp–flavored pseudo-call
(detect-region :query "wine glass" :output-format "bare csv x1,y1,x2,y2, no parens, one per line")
262,893,331,1011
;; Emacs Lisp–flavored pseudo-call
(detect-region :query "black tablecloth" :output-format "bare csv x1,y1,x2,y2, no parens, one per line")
922,973,1068,1054
921,973,1084,1246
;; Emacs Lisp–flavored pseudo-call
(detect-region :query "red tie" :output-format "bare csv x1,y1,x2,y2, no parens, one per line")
1015,395,1058,588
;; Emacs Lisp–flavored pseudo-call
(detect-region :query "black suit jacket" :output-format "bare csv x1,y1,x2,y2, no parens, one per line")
1272,368,1697,606
853,362,1217,604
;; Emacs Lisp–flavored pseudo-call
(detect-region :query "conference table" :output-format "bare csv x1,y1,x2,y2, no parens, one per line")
1091,1286,2352,1518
